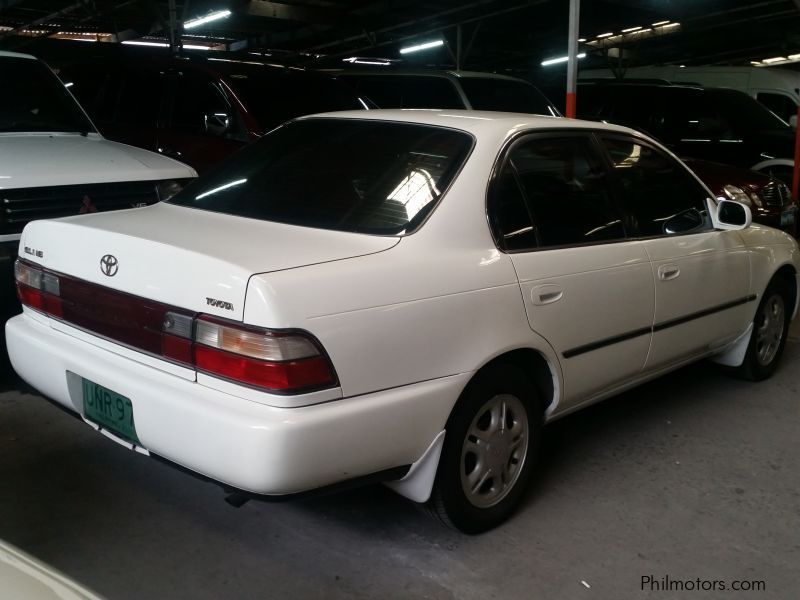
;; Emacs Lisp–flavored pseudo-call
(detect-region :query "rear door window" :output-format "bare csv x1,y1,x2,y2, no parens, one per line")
506,135,625,248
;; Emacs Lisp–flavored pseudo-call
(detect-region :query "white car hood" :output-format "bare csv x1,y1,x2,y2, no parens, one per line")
0,133,195,190
20,202,400,320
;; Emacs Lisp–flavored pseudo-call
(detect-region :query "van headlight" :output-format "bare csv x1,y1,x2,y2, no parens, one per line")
155,178,194,202
723,184,752,207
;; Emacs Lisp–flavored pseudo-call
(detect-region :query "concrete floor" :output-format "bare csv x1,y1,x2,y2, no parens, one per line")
1,326,799,600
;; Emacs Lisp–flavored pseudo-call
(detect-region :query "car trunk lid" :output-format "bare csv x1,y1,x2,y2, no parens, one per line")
21,202,399,322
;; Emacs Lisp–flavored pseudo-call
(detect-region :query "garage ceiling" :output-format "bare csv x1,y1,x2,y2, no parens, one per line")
1,0,799,75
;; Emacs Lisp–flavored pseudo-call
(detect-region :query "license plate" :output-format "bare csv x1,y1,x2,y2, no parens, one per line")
781,210,795,226
82,378,140,444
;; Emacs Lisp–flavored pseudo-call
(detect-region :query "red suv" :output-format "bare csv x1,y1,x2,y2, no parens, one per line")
59,53,368,173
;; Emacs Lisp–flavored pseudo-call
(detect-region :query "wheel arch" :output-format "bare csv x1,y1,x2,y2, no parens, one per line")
459,347,560,419
772,263,798,318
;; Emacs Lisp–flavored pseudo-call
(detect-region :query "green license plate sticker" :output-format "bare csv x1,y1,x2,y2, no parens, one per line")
781,210,795,226
82,378,140,445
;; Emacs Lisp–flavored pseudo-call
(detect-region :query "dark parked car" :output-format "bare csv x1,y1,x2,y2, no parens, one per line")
685,159,795,235
576,82,796,184
335,70,560,116
59,55,368,172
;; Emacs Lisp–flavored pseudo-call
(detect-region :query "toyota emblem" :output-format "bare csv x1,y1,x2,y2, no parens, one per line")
100,254,119,277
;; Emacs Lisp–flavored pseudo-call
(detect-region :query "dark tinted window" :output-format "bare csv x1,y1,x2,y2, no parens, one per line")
756,92,797,124
338,75,464,109
460,78,557,116
225,70,365,132
488,165,537,251
115,70,162,128
509,136,624,247
706,88,790,132
601,136,710,237
0,57,94,134
60,66,162,129
169,119,472,235
170,73,231,134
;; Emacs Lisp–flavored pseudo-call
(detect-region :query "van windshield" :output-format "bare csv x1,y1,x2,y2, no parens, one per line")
168,119,473,235
0,57,95,134
224,69,366,132
459,77,559,116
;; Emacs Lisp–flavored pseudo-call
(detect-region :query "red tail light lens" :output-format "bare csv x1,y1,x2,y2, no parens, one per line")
15,259,338,395
193,316,337,394
15,260,63,317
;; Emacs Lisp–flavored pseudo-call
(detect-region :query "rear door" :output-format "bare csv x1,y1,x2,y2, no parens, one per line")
488,132,654,405
597,134,752,370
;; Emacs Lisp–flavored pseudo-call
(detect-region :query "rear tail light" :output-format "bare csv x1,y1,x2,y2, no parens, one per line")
193,316,337,393
15,260,63,317
16,260,338,395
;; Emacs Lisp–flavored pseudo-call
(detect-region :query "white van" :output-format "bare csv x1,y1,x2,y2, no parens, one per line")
580,66,799,125
0,50,196,313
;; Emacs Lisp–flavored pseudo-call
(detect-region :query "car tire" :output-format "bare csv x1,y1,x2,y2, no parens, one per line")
737,279,792,381
425,364,542,534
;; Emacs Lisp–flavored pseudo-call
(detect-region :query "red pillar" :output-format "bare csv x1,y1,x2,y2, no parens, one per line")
793,102,800,203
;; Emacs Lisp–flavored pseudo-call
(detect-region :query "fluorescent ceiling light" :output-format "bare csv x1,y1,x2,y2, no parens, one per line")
578,38,587,42
399,39,444,54
658,22,680,29
541,52,586,66
122,40,168,47
762,56,787,63
597,32,614,38
64,82,74,87
121,39,214,50
343,57,391,66
652,20,670,26
184,9,231,29
622,26,641,33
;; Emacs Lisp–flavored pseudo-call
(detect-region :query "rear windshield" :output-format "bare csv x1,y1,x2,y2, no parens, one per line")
0,57,95,134
168,119,473,235
459,78,559,116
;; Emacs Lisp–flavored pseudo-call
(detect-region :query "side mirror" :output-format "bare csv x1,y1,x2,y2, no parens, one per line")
715,199,752,230
790,114,797,129
204,112,230,136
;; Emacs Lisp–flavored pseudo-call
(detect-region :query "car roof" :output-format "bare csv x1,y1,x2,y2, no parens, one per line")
336,69,534,84
0,50,37,60
300,108,644,137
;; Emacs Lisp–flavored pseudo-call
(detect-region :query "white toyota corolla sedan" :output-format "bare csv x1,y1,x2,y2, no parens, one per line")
7,110,799,533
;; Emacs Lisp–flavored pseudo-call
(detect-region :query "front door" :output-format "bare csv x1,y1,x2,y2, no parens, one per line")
597,134,752,370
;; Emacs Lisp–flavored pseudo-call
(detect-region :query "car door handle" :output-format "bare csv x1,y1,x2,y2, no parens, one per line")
658,264,680,281
532,284,563,305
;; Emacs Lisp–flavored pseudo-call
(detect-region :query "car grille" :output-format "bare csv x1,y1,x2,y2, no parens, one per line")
761,181,792,208
0,181,160,236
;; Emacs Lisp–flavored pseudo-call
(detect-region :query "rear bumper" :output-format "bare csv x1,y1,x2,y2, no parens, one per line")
6,312,467,495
